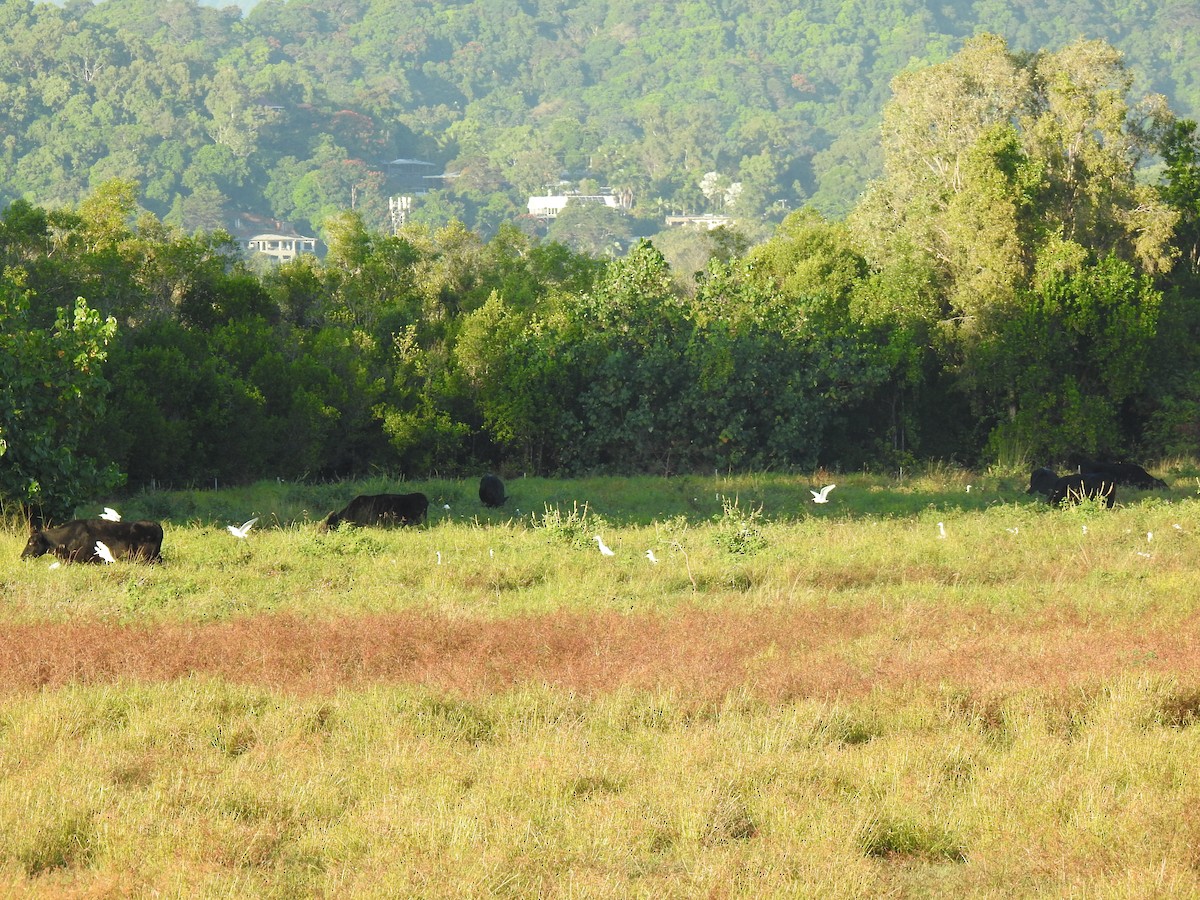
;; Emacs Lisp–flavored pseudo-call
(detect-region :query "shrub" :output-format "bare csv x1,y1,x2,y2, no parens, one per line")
712,496,767,556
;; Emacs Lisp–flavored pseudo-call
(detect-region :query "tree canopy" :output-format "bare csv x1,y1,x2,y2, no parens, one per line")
3,28,1200,518
0,0,1197,243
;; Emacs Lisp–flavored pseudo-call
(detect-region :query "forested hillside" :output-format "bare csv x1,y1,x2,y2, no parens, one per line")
3,0,1198,244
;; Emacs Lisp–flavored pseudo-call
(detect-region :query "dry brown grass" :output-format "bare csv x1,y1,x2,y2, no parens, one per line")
4,604,1199,703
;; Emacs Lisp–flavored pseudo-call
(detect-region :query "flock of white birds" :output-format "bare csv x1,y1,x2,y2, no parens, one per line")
83,478,1182,567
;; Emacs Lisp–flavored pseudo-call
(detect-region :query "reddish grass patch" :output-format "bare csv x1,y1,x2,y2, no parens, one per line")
1,605,1199,700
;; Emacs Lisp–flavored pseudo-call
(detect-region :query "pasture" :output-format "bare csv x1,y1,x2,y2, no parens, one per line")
1,467,1200,897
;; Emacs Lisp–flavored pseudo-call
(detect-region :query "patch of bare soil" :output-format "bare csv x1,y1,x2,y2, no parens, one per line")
2,605,1198,699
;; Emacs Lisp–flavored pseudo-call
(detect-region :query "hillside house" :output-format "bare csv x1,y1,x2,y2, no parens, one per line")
527,190,631,220
230,213,319,263
244,233,318,263
663,214,735,230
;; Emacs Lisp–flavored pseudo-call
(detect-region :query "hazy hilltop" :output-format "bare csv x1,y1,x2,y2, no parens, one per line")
2,0,1197,241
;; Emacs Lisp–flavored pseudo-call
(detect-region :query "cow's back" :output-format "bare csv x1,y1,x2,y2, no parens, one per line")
382,492,428,525
119,521,164,561
324,492,427,529
22,519,163,563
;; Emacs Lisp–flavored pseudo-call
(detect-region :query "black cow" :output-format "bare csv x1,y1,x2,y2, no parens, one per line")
321,492,429,530
1027,467,1116,508
21,519,164,563
1073,458,1167,490
479,473,507,508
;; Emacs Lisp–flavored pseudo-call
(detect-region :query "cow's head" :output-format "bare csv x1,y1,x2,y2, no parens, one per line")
20,529,51,559
1027,467,1057,496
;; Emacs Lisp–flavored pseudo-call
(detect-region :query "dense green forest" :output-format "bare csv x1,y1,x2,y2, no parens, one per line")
3,0,1199,245
3,5,1200,520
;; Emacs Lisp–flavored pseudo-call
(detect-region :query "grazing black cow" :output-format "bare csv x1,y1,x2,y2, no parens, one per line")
479,473,507,508
1027,467,1116,508
321,492,429,530
21,519,164,563
1073,458,1167,490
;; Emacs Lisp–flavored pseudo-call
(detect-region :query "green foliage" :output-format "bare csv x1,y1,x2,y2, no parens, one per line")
533,501,608,550
2,39,1199,497
976,253,1162,460
0,272,119,521
1158,119,1200,280
712,496,767,556
0,0,1197,237
850,34,1185,463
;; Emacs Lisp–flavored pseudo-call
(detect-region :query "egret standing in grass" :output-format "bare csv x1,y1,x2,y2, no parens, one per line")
227,517,258,539
593,535,615,556
645,549,659,564
938,521,946,539
94,541,115,563
810,484,836,504
100,507,121,522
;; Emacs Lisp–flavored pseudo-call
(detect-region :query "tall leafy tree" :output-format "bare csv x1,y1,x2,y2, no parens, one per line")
0,271,119,522
850,34,1180,460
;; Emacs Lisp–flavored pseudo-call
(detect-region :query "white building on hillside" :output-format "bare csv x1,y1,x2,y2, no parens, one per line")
527,190,631,220
244,233,318,263
663,214,735,230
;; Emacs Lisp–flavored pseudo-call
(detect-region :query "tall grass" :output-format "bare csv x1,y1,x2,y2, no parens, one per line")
0,468,1196,896
0,678,1198,896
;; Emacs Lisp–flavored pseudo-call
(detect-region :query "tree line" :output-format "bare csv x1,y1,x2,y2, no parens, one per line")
2,35,1200,522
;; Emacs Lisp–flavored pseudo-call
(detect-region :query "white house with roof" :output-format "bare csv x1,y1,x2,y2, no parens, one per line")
663,214,735,230
230,213,318,263
527,190,630,220
244,232,318,263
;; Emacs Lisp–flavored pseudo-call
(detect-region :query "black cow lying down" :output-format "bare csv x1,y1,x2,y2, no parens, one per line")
1073,458,1167,490
321,492,429,530
1027,467,1116,508
21,519,164,563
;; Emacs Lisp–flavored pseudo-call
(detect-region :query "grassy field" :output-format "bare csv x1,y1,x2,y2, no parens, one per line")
1,466,1200,897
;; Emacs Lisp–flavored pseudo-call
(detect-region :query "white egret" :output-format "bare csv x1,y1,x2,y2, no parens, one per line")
937,521,946,539
100,507,121,522
646,549,659,564
227,517,258,539
810,484,836,503
593,535,615,556
94,541,115,564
